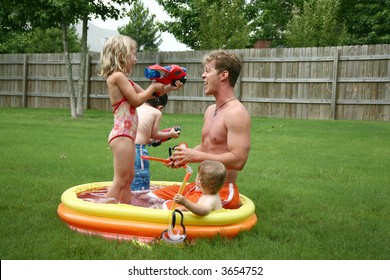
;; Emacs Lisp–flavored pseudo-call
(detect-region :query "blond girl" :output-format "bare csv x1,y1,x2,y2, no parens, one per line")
99,35,181,203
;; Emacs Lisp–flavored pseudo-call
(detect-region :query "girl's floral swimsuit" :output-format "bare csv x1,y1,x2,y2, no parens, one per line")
108,81,138,144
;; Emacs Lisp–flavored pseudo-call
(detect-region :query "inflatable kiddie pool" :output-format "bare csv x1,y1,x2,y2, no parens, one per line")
57,181,257,242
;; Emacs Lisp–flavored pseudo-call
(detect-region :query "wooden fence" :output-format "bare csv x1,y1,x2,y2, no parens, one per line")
0,44,389,120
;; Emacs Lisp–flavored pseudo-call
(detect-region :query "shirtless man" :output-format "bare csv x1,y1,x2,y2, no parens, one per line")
151,50,251,209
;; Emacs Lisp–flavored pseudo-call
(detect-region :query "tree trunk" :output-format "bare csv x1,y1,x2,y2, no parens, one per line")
61,20,77,118
76,15,89,118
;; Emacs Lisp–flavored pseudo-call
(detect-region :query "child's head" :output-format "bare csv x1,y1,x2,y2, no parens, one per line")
99,35,138,78
146,94,168,109
197,160,226,194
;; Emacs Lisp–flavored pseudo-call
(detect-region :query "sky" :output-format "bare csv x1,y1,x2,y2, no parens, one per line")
90,0,190,52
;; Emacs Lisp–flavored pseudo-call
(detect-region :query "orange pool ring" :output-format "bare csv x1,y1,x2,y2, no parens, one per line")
57,181,257,242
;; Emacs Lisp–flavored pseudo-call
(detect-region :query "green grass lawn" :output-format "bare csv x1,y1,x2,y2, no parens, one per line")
0,108,389,260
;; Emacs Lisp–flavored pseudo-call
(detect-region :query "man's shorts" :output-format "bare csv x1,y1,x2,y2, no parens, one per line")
149,182,241,210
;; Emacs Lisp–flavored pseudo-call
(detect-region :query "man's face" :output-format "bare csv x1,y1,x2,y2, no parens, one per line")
202,61,220,96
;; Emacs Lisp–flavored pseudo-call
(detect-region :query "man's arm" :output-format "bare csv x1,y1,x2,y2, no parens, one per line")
224,105,251,170
170,105,250,170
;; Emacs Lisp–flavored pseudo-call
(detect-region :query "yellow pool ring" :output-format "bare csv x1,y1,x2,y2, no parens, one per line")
58,181,258,240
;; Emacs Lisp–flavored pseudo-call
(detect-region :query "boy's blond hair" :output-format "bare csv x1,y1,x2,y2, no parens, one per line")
99,35,137,78
198,160,227,194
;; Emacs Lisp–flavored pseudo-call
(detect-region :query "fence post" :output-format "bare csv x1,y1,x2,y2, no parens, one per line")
330,48,340,120
22,54,29,108
236,53,243,102
84,53,91,109
155,52,161,65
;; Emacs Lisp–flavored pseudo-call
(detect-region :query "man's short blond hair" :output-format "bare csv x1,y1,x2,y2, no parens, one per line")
202,50,242,87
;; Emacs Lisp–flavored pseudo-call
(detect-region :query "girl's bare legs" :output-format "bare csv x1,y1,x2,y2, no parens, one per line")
106,137,135,204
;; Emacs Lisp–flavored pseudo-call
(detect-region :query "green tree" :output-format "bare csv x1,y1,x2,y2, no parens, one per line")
339,0,390,44
246,0,304,47
156,0,249,50
0,27,82,54
196,0,249,50
118,0,162,51
0,0,131,118
56,0,130,118
285,0,348,47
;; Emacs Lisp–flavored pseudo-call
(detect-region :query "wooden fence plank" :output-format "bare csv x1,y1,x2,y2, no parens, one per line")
330,48,340,119
0,45,389,120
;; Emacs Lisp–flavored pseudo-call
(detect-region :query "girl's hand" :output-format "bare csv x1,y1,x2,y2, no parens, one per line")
160,80,184,94
172,80,184,90
151,81,169,94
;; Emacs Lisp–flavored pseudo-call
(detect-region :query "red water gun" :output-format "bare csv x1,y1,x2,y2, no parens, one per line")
145,64,187,86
